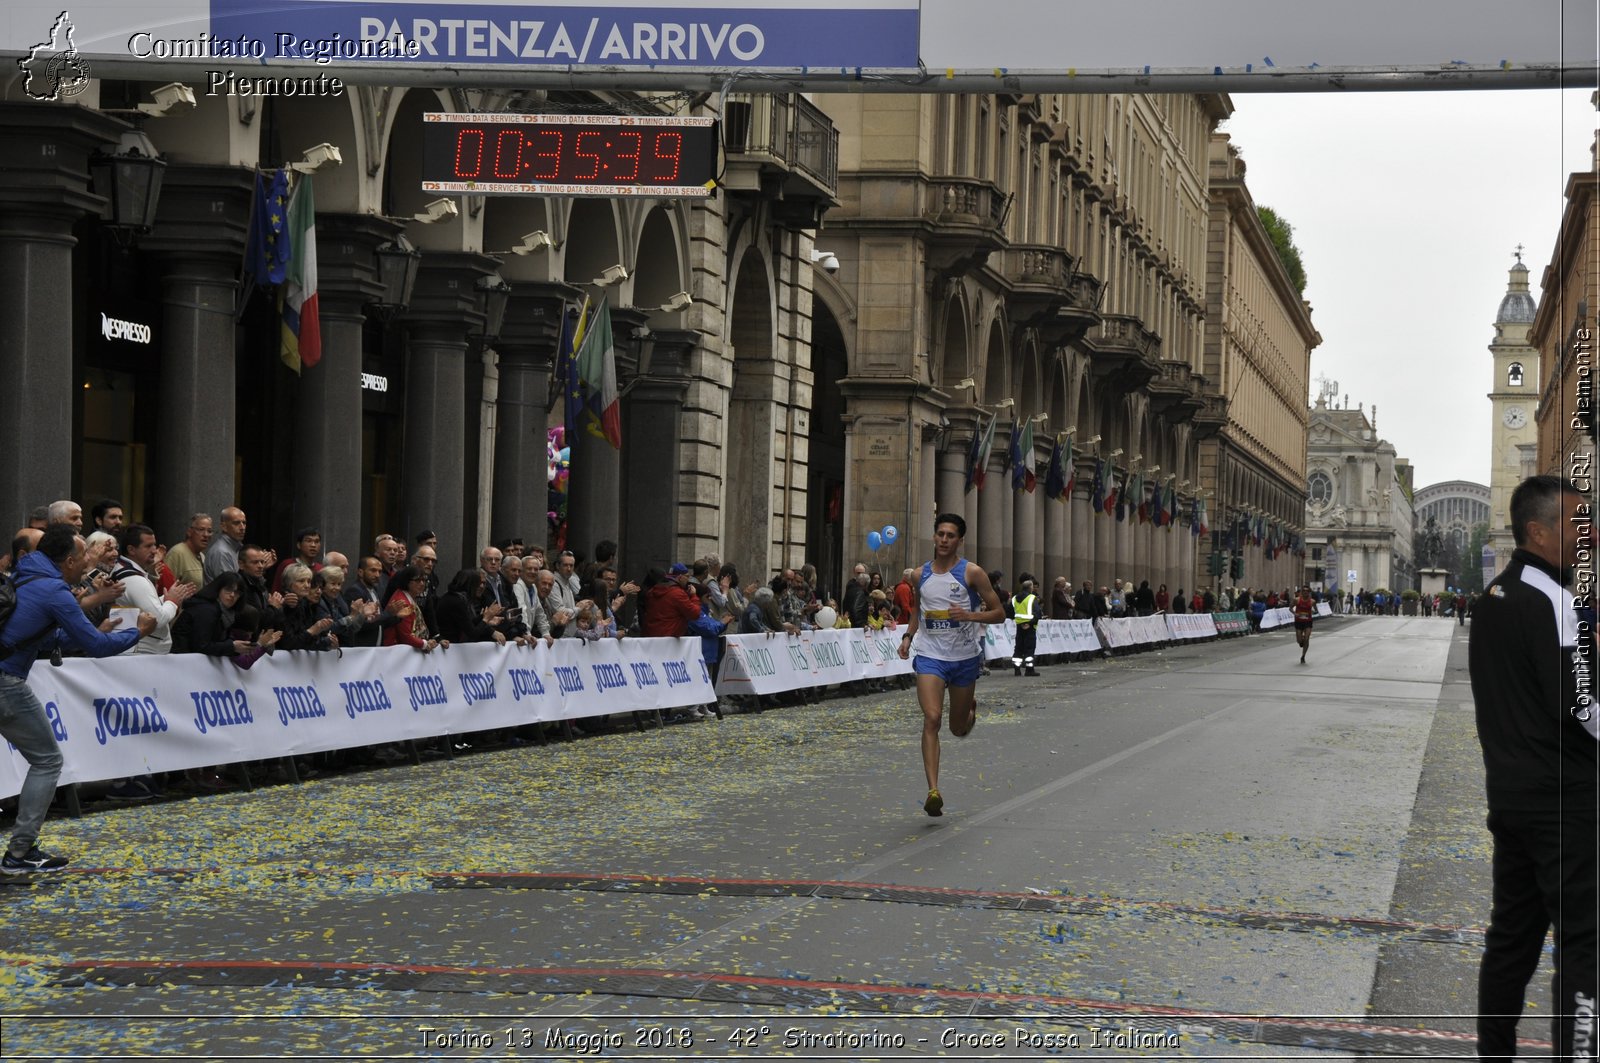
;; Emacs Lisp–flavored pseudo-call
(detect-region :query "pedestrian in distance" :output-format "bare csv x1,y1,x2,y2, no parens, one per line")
896,513,1006,817
1467,475,1596,1059
1292,584,1316,663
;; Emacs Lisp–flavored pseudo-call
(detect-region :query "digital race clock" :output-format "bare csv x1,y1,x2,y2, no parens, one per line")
421,112,718,197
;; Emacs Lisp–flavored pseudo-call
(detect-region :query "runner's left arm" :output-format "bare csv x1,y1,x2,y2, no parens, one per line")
957,566,1008,625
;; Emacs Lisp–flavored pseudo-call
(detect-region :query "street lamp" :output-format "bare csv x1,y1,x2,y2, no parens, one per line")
372,234,422,315
88,127,166,237
471,273,513,341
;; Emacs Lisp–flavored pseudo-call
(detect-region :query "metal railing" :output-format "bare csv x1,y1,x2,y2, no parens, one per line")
723,93,839,195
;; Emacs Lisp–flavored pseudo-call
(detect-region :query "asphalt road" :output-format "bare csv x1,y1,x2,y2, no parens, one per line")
0,616,1551,1060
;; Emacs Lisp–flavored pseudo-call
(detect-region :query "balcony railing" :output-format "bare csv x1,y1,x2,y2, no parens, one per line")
723,93,839,197
925,177,1010,229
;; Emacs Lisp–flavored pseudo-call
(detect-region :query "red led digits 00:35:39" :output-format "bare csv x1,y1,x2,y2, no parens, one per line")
422,113,715,197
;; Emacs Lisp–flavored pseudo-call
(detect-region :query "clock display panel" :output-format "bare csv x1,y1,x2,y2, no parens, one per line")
422,113,717,197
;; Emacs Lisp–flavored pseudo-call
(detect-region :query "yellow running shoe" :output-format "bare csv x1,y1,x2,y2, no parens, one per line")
924,788,944,817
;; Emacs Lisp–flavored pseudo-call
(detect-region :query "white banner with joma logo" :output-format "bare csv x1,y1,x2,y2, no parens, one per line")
0,638,712,796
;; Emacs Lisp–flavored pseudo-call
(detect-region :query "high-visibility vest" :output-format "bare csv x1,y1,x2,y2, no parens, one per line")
1011,593,1037,624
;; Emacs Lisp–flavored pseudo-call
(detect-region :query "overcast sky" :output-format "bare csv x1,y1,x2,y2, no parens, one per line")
1218,87,1597,490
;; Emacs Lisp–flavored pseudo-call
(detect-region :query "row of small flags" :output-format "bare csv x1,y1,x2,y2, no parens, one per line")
1220,515,1304,558
242,168,320,373
962,416,1210,535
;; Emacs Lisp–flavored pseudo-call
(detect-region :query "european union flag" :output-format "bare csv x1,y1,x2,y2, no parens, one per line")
555,300,586,438
243,168,290,287
1043,441,1066,501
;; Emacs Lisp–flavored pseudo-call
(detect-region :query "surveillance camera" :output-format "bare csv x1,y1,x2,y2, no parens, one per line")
810,248,841,275
414,198,459,224
137,82,196,117
510,231,555,255
658,291,692,313
593,264,628,287
291,142,343,174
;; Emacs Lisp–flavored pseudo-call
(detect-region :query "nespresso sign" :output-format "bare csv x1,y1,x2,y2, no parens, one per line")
100,312,153,345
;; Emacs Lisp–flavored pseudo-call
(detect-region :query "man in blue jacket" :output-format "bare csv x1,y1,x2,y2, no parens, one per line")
0,523,154,873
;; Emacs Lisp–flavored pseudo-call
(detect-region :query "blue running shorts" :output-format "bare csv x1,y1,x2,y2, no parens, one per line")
912,654,983,688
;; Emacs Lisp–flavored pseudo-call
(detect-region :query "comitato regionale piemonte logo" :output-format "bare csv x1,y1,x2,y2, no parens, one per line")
19,11,92,101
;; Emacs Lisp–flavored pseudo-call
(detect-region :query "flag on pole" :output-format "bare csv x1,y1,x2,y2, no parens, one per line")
1008,420,1024,491
1197,497,1209,537
1063,440,1075,498
1090,458,1105,513
1190,496,1202,536
1135,471,1149,523
244,168,290,288
1043,440,1067,500
1113,468,1129,522
1103,464,1119,515
966,415,996,490
1151,479,1165,526
278,175,321,372
1165,481,1177,530
555,297,588,441
1013,420,1036,492
577,298,622,449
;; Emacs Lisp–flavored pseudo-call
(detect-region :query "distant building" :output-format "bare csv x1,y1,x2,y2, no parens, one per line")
1304,394,1415,593
1414,481,1492,552
1486,254,1542,578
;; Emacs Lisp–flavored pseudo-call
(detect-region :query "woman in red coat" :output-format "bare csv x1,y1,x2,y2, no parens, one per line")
382,565,449,652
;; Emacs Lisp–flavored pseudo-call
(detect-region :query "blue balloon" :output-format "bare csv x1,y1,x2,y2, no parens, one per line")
867,530,882,551
882,524,899,545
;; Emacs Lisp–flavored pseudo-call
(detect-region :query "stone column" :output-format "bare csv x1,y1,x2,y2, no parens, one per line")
493,282,574,546
918,428,938,569
1069,458,1095,585
620,328,696,575
0,104,125,523
400,253,494,570
1093,488,1116,589
936,446,968,530
283,212,394,555
1043,490,1066,591
1012,480,1035,583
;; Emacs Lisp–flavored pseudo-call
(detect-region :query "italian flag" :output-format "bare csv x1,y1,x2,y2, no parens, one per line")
279,175,321,373
577,298,621,449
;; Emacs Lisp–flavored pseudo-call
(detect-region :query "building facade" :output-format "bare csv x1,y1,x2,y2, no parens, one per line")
1531,116,1599,489
4,76,1319,600
1198,134,1321,595
1485,255,1542,576
1304,394,1416,595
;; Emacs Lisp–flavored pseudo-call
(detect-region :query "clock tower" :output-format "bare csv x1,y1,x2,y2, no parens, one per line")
1486,251,1539,578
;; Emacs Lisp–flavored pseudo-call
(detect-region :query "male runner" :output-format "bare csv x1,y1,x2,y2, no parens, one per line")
1292,584,1316,663
896,513,1006,816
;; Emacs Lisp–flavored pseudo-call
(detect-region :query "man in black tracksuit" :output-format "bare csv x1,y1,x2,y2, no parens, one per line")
1469,475,1596,1059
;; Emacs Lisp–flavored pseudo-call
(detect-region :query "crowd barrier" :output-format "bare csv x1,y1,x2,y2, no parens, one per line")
6,602,1300,797
981,619,1105,662
1259,606,1295,630
1317,602,1334,617
1213,611,1252,635
1164,612,1220,640
0,638,713,798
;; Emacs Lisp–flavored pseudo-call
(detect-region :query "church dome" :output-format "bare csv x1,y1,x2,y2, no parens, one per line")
1496,259,1536,323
